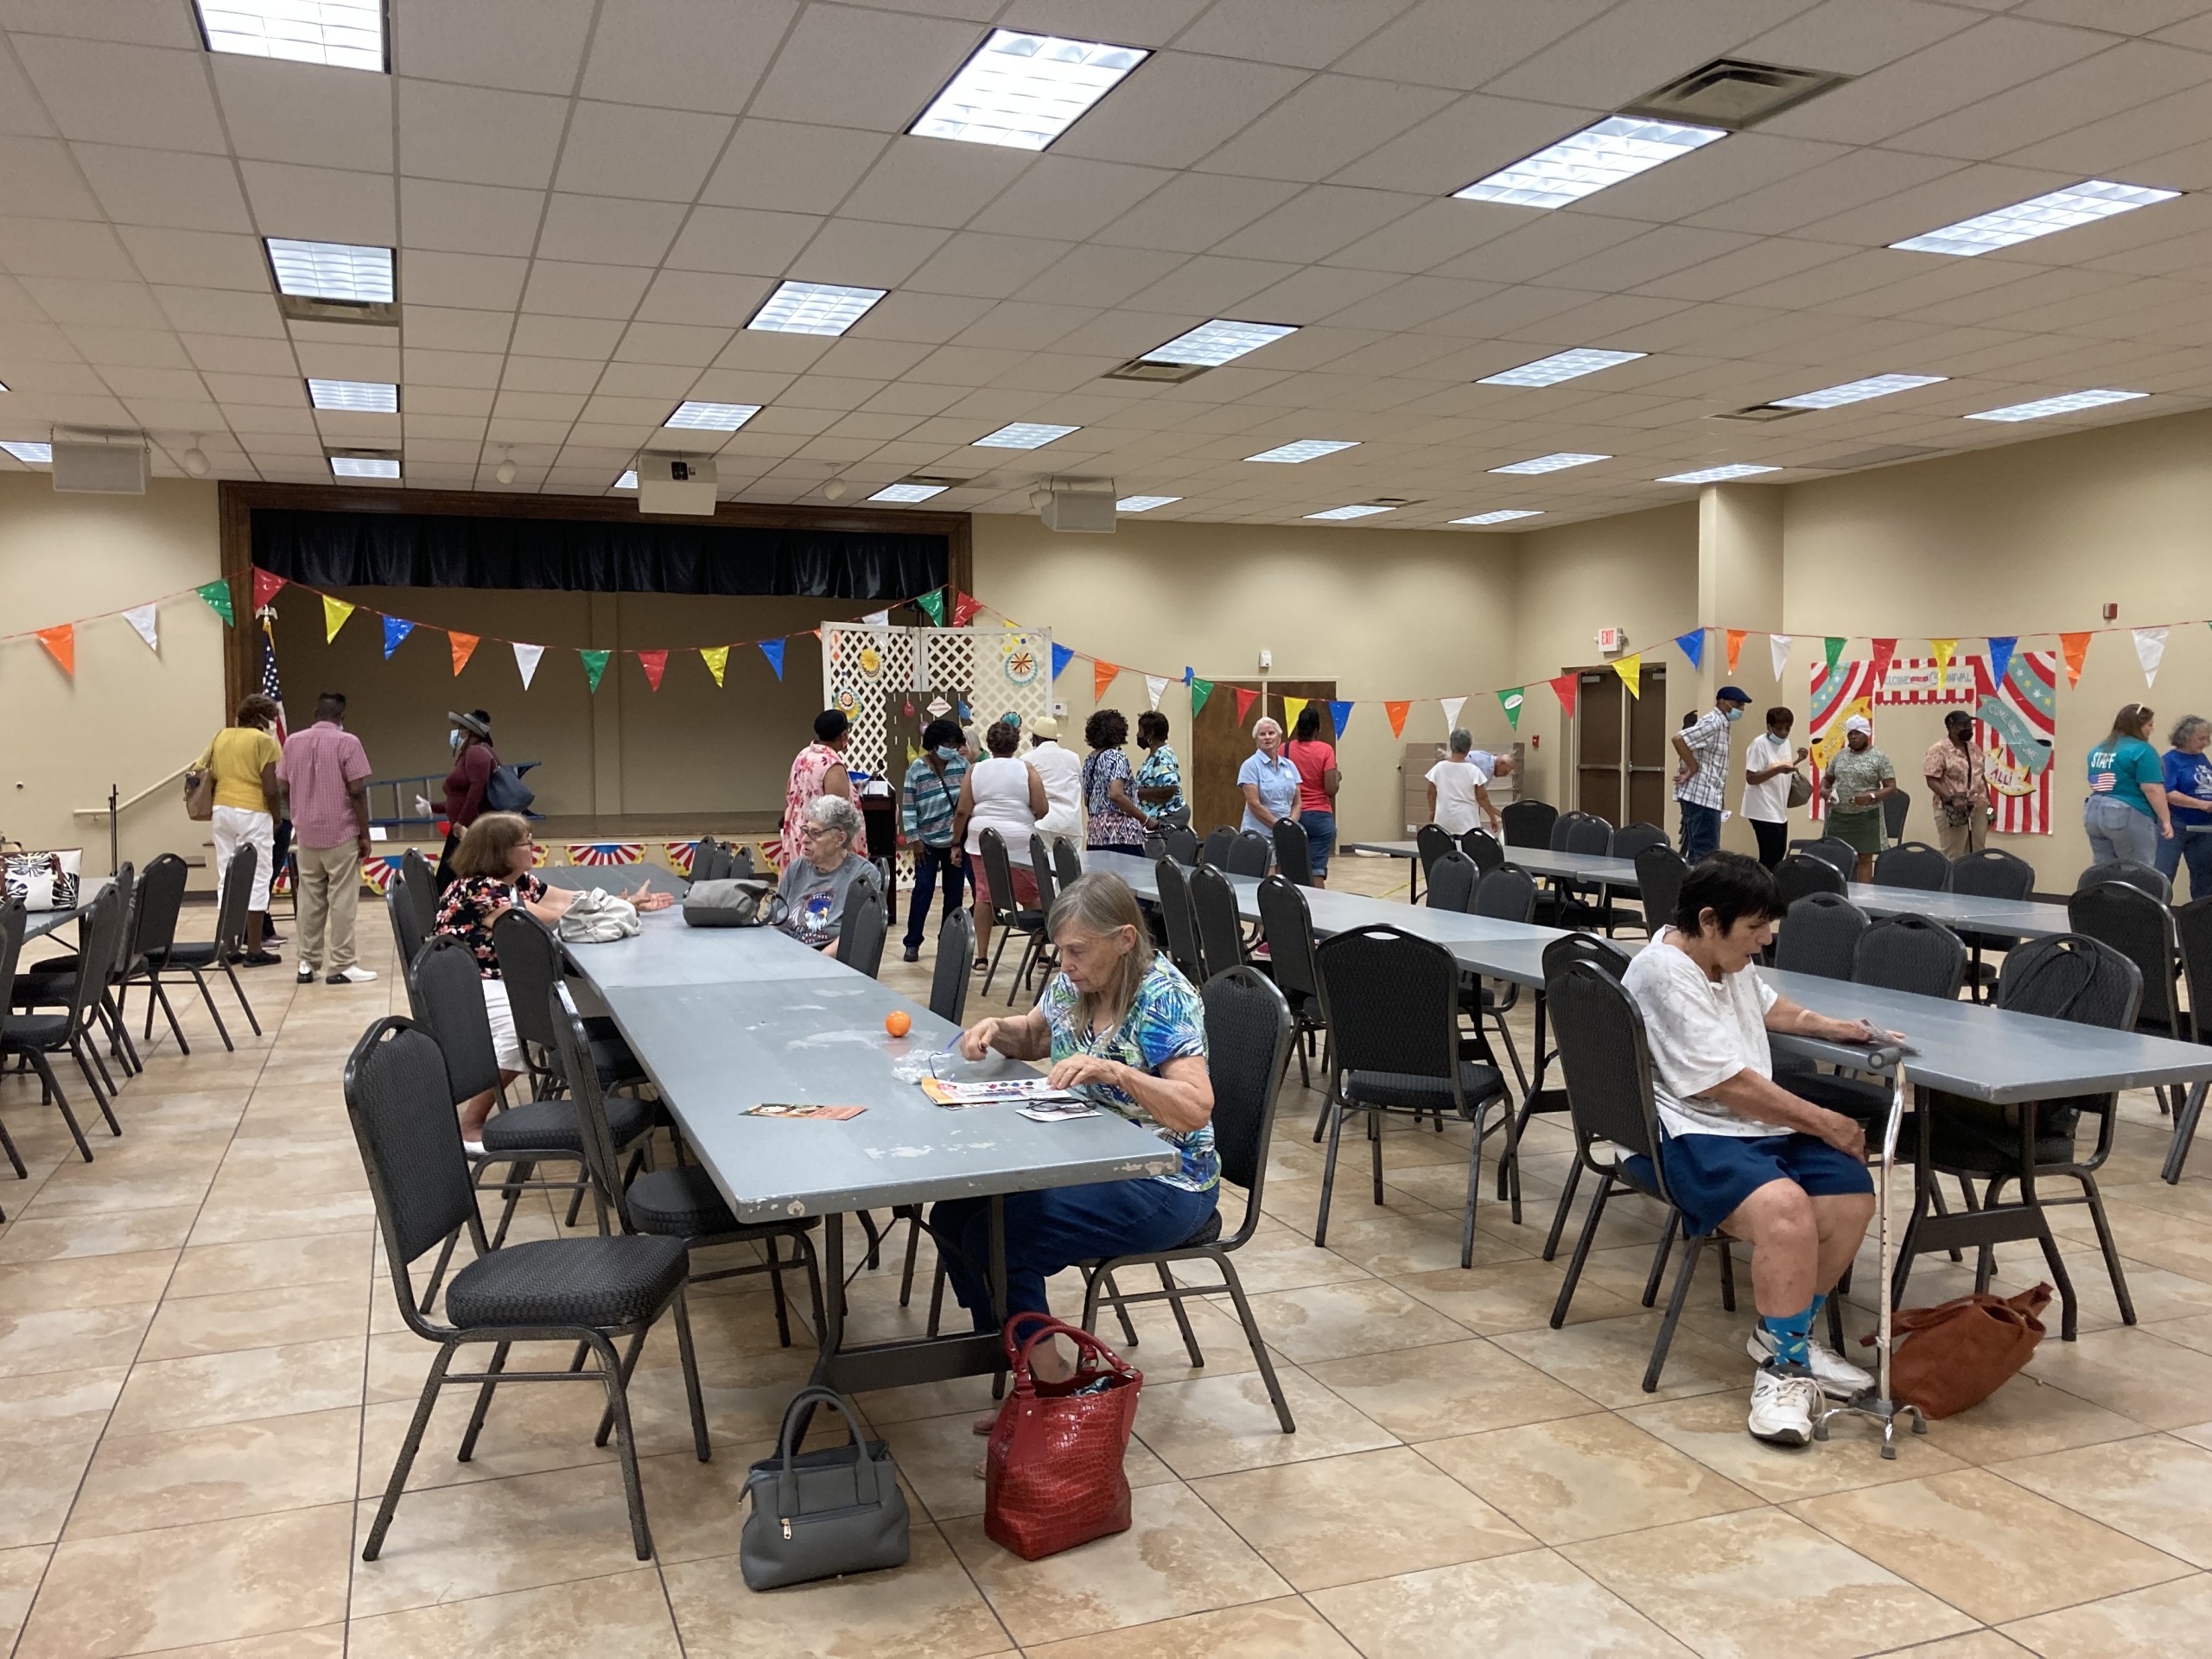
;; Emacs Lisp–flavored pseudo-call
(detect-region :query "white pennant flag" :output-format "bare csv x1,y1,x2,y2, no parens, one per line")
2135,626,2168,687
861,608,890,626
513,641,545,690
1144,673,1168,710
1440,696,1466,734
1770,633,1792,683
123,602,158,652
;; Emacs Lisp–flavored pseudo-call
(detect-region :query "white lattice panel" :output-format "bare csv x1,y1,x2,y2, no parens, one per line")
822,622,1054,779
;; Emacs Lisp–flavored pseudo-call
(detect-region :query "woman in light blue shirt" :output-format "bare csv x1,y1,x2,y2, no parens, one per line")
1237,716,1301,836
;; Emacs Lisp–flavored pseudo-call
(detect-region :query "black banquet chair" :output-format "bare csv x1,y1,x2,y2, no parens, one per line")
1500,799,1556,849
1634,843,1687,941
1255,875,1328,1091
977,829,1046,999
1189,864,1246,979
1272,817,1315,887
1161,824,1199,867
1414,823,1456,891
1154,858,1205,983
2069,880,2190,1114
928,908,976,1026
1947,847,2036,1000
1776,852,1847,911
2,885,127,1162
1198,826,1237,869
1784,916,1965,1121
343,1016,709,1563
137,843,263,1052
1872,841,1949,892
1773,893,1868,981
1077,966,1298,1434
2076,859,2169,903
1226,830,1273,877
1459,828,1504,874
1792,836,1858,880
1425,849,1478,913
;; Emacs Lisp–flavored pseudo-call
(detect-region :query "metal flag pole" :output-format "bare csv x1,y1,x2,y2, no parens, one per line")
1815,1044,1928,1458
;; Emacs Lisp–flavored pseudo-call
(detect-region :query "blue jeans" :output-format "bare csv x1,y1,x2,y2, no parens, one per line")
2157,817,2212,899
1300,809,1336,878
901,842,967,950
2084,796,2157,869
1680,800,1723,864
930,1178,1217,1330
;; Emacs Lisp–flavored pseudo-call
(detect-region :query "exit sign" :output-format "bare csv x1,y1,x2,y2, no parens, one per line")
1595,626,1626,655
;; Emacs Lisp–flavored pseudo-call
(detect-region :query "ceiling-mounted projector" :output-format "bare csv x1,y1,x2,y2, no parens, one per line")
634,453,716,516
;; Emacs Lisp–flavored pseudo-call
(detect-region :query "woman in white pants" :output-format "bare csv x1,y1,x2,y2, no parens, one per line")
194,695,284,964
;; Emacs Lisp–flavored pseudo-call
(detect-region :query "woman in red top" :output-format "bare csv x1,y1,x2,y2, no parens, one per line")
1284,705,1342,886
436,709,497,889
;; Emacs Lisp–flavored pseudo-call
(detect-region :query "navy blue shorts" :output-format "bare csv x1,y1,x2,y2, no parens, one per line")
1649,1131,1872,1239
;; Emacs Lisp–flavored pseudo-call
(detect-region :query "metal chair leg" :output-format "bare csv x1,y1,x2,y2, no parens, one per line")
1314,1098,1348,1248
187,967,234,1052
456,1339,512,1460
1644,1233,1708,1393
363,1341,458,1560
586,1330,654,1561
24,1051,92,1161
219,959,261,1037
1158,1262,1203,1365
1550,1171,1613,1328
1217,1252,1294,1433
593,1327,652,1448
670,1290,712,1462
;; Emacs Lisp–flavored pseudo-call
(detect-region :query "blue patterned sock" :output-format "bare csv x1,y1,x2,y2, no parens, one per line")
1761,1300,1815,1370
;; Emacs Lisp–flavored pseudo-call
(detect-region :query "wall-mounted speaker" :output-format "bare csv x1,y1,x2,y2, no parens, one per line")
52,441,147,494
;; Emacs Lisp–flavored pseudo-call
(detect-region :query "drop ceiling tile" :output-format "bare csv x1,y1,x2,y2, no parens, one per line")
402,251,531,311
906,344,1030,387
1210,185,1426,265
836,137,1034,230
1015,244,1186,308
154,286,286,338
404,348,507,389
778,374,888,412
629,269,766,329
520,261,654,319
1239,263,1402,322
1121,252,1300,315
497,354,599,395
116,227,270,291
588,372,698,408
943,301,1093,352
0,358,103,393
1630,235,1842,302
1330,0,1609,88
23,277,169,327
683,368,798,404
294,340,401,381
397,178,547,257
0,215,135,280
663,207,822,276
983,350,1122,391
1430,213,1649,285
16,36,227,151
0,136,100,219
747,3,981,131
843,289,995,344
22,391,132,423
1421,282,1599,339
556,100,735,201
1055,53,1311,169
534,194,686,266
906,232,1075,298
411,306,522,353
393,0,594,91
1902,39,2212,162
239,161,396,245
789,218,951,288
699,120,889,214
492,387,587,421
396,79,569,190
211,54,392,173
1092,172,1306,256
1686,146,1964,237
860,380,968,416
1735,0,1982,75
71,143,254,234
179,334,296,377
711,329,835,372
1484,0,1818,108
401,384,496,417
963,155,1171,244
612,318,731,365
581,0,798,112
740,404,842,436
1197,73,1457,184
96,363,202,398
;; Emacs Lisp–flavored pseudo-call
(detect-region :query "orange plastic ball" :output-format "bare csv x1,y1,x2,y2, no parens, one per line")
885,1009,912,1038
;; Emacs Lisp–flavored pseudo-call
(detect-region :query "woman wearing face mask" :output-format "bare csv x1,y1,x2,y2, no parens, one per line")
898,718,969,964
436,709,498,889
1740,708,1808,869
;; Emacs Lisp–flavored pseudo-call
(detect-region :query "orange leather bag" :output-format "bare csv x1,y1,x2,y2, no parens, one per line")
1872,1282,2051,1418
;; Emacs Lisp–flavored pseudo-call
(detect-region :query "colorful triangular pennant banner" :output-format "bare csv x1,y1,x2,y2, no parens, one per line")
1329,699,1353,737
1233,687,1258,725
1930,638,1957,682
915,589,946,626
450,631,478,676
1548,674,1578,718
1384,701,1410,739
1497,688,1524,729
322,595,355,643
123,603,158,653
1440,696,1466,733
580,649,611,693
194,578,234,627
1612,653,1641,699
1190,677,1213,716
2060,632,2091,686
1095,660,1119,702
638,649,668,690
1725,628,1746,673
861,608,891,626
1051,643,1074,680
1823,636,1845,674
950,591,983,627
513,642,544,690
1986,636,2015,690
1282,694,1307,734
700,645,728,687
1870,638,1897,686
760,639,785,681
382,615,413,659
35,624,73,677
1146,674,1169,711
2134,626,2167,688
1674,628,1704,670
1769,633,1791,683
251,569,286,610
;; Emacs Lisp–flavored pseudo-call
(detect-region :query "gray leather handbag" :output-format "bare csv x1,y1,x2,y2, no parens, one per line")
741,1387,910,1591
682,876,787,929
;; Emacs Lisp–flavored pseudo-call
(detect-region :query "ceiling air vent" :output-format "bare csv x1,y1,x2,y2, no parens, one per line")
276,294,398,327
1711,404,1808,423
1103,358,1210,385
904,474,969,488
1621,59,1850,131
1363,497,1420,507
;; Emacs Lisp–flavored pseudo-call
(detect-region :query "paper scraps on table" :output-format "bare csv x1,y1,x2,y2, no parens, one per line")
919,1077,1082,1108
1020,1101,1101,1122
745,1103,868,1120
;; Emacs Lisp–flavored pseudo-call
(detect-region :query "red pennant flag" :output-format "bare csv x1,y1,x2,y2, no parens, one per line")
1384,701,1411,739
950,591,984,627
637,649,668,690
251,569,287,610
35,624,73,676
1869,637,1897,686
1233,687,1258,725
1549,673,1579,717
1725,629,1747,673
449,631,479,676
2060,631,2091,686
1094,660,1119,701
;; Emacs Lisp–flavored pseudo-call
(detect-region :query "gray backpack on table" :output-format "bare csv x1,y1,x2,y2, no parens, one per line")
683,876,787,928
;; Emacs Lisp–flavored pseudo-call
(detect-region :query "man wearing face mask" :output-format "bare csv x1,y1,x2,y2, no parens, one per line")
436,709,498,889
898,717,970,963
1674,686,1754,865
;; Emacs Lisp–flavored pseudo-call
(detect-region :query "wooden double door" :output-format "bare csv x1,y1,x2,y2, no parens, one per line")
1185,679,1337,835
1573,663,1669,827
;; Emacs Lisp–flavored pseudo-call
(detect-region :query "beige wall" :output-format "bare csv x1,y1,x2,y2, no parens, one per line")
973,512,1521,842
0,476,224,880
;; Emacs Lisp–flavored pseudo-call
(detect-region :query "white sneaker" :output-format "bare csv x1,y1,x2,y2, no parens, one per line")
1747,1363,1821,1447
296,963,317,983
327,966,378,984
1747,1327,1873,1399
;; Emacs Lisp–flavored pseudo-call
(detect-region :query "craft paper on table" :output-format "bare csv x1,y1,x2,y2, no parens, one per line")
919,1077,1082,1107
1020,1101,1101,1122
746,1103,868,1120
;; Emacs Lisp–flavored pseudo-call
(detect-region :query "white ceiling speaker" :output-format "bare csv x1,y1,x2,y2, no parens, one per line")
822,480,848,501
1028,486,1052,511
181,438,211,477
1037,480,1116,534
495,451,517,485
633,453,717,516
53,438,148,495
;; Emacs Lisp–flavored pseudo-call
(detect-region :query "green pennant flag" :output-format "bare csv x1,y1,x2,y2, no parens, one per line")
1497,687,1525,729
194,578,234,627
580,648,611,693
915,589,946,626
1824,636,1846,673
1189,677,1213,716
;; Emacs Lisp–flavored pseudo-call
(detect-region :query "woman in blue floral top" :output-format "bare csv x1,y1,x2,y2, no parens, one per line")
935,871,1213,1402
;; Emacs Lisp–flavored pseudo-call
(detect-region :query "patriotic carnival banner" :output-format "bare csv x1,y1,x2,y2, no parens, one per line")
1808,654,2056,834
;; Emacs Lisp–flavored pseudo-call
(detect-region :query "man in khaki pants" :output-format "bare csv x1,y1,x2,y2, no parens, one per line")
276,691,378,984
1923,709,1991,858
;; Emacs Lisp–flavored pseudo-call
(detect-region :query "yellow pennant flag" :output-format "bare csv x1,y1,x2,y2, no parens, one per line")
322,594,355,643
1612,652,1642,698
1930,638,1956,681
700,645,729,687
1281,695,1307,737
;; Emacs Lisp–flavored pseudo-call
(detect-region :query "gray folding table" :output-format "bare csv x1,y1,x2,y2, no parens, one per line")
20,877,112,944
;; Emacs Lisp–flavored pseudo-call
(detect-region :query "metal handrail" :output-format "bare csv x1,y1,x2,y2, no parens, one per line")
72,761,193,873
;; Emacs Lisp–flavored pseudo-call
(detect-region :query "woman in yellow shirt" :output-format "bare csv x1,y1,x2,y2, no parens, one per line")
194,695,284,964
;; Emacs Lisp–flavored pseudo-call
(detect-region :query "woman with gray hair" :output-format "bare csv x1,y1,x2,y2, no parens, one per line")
777,793,880,955
2160,714,2212,897
1426,728,1500,836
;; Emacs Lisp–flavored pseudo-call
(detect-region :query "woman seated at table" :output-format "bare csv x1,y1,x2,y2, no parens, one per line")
935,872,1215,1411
435,811,671,1147
778,794,881,956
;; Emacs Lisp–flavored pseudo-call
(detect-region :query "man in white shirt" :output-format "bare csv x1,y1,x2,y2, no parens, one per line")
1620,853,1900,1446
1027,715,1085,842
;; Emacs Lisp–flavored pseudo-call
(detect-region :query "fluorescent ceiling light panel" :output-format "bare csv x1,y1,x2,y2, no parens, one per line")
1772,373,1945,410
1479,347,1646,387
1891,181,2180,257
910,29,1149,151
665,401,760,431
266,238,393,303
1966,388,2148,423
1657,463,1780,483
748,280,887,336
613,470,639,490
973,423,1078,449
1246,440,1357,464
1116,494,1179,512
1453,510,1541,525
1142,319,1297,367
1455,115,1725,209
330,455,398,479
195,1,385,72
870,483,949,502
1491,452,1607,475
307,378,397,412
1,441,51,464
1306,505,1392,520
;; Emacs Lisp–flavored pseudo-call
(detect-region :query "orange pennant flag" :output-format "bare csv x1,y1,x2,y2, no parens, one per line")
449,631,479,676
1725,628,1747,673
1094,660,1119,702
35,624,73,677
1384,700,1411,739
2060,631,2091,687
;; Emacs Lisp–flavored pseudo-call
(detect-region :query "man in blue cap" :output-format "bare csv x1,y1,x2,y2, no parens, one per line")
1675,685,1754,864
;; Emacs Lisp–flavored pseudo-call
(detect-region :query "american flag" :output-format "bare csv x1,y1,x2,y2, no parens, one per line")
259,612,288,741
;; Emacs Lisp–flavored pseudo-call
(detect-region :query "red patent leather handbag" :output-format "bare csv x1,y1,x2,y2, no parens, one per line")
983,1313,1143,1560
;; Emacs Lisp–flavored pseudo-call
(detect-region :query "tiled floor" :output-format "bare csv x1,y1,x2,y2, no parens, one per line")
6,855,2212,1656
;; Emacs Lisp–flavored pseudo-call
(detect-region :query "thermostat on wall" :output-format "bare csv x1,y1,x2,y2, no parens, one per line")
1595,626,1626,656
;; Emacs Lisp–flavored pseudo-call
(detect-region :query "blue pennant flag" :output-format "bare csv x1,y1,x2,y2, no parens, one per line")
760,639,785,681
382,616,414,659
1051,642,1075,680
1674,628,1705,670
1329,699,1354,738
1183,666,1193,685
1986,635,2016,691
